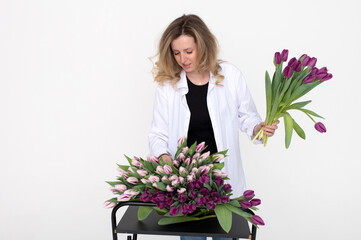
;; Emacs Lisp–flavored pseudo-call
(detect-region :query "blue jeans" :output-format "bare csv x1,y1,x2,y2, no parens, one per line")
180,237,238,240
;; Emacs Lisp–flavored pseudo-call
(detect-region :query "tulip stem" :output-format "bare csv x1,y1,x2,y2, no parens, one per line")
252,127,264,143
304,111,316,123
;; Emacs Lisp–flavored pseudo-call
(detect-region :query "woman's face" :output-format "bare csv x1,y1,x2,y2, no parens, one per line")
171,35,198,74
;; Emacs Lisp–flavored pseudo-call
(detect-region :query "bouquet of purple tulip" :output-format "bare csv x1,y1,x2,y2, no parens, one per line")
252,49,332,148
104,137,264,233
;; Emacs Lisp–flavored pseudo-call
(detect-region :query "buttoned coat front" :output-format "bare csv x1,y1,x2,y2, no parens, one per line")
148,62,262,197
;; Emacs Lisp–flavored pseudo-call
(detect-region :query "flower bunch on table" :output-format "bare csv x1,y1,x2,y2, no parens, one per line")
105,137,264,233
253,49,333,148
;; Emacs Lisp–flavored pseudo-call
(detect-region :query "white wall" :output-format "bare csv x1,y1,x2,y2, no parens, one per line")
0,0,360,240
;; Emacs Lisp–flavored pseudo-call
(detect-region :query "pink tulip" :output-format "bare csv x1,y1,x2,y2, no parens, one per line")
172,160,179,167
131,157,142,168
114,184,127,192
137,169,148,178
178,136,186,147
213,154,224,163
117,194,131,202
161,175,169,182
195,142,205,152
124,189,140,197
156,166,165,173
128,167,134,173
149,175,160,183
182,147,189,154
170,175,179,181
177,152,185,162
192,153,200,161
147,155,159,164
166,185,174,192
140,179,149,184
179,167,188,176
103,201,116,208
126,177,138,185
117,168,128,178
199,151,210,162
179,176,185,184
163,164,173,174
212,169,228,178
177,188,186,194
171,179,180,186
187,174,195,183
184,157,191,166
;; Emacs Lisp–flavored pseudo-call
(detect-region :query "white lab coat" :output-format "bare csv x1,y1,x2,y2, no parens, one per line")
148,62,262,197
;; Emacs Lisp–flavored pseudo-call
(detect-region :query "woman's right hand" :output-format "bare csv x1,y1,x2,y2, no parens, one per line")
159,154,173,163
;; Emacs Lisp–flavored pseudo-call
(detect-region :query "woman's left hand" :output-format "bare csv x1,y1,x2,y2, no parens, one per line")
253,120,280,137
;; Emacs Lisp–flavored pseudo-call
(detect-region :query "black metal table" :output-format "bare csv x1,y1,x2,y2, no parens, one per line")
111,202,257,240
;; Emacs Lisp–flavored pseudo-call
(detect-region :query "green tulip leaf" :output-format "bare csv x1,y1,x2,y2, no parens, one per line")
224,204,253,219
137,206,154,221
215,204,232,233
293,119,306,140
124,155,133,166
265,71,272,121
284,100,312,111
158,215,215,225
156,182,166,191
116,164,130,171
289,81,321,103
299,108,325,119
283,112,294,149
213,162,225,170
105,181,122,187
229,200,241,208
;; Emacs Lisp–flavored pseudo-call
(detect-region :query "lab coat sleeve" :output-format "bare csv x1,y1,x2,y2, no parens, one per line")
148,85,170,157
235,70,263,140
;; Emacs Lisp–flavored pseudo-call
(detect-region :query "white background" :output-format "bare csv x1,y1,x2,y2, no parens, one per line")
1,0,360,240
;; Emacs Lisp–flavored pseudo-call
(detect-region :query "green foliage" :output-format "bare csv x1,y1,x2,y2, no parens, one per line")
214,204,232,233
138,206,154,221
283,112,294,149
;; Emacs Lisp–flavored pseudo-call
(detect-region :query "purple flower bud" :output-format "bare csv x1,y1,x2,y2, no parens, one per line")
165,197,174,207
314,122,326,133
223,184,232,192
301,56,311,66
156,201,166,210
214,176,224,187
155,194,166,202
169,206,179,216
274,52,281,65
196,197,205,206
308,57,317,68
303,75,315,84
188,182,195,190
177,136,186,147
189,190,198,199
243,190,255,199
194,180,202,189
199,174,210,184
250,198,261,206
317,67,328,74
287,57,297,68
280,49,288,62
206,202,216,209
315,72,328,81
140,192,150,202
187,203,197,214
213,196,222,204
240,200,252,209
251,215,265,225
195,142,205,152
321,73,332,81
283,65,293,78
200,187,210,196
293,60,302,72
178,193,187,203
180,204,188,216
221,195,230,203
310,67,318,75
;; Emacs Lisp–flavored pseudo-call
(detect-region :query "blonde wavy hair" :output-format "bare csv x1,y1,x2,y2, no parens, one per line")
153,14,224,86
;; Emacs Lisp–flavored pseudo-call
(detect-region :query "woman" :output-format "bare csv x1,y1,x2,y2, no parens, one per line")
148,14,278,240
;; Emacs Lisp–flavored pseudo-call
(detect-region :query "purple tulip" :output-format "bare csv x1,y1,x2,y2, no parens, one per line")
180,204,188,216
321,73,332,81
103,201,116,209
140,192,150,202
215,176,224,187
308,57,317,68
187,203,197,213
213,196,222,204
250,198,261,206
178,193,187,203
195,142,206,152
165,197,174,207
240,200,252,209
223,184,232,192
251,215,265,225
274,52,281,65
314,122,327,133
293,60,302,72
301,56,310,66
280,49,288,62
200,187,210,196
196,197,206,206
194,180,203,189
126,177,138,185
177,136,186,147
310,67,318,75
157,201,166,210
206,202,216,210
303,74,315,84
189,190,198,199
221,195,230,203
243,190,255,199
287,57,297,68
316,72,328,80
283,65,293,78
199,174,210,183
188,182,195,190
169,206,179,216
318,67,328,74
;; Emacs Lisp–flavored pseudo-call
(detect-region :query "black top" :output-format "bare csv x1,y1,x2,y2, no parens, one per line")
186,77,218,154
